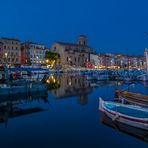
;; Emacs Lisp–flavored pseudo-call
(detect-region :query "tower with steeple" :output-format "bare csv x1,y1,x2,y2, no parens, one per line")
77,35,87,46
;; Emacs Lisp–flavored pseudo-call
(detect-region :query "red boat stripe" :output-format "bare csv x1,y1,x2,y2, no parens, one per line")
104,109,148,124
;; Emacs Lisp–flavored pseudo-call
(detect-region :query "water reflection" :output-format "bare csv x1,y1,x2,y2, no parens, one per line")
0,91,48,127
47,74,93,105
0,74,147,147
100,112,148,143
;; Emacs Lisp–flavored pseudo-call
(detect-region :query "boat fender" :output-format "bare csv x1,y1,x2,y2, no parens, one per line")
112,113,120,121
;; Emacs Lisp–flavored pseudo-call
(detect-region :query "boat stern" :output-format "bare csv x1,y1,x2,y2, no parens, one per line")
99,97,105,112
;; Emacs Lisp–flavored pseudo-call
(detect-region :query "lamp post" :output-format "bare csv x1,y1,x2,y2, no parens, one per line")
36,56,39,64
4,52,8,65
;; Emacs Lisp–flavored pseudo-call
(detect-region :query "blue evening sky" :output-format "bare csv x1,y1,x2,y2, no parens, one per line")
0,0,148,55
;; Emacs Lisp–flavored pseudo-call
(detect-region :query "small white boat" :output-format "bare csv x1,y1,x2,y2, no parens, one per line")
101,113,148,143
99,98,148,130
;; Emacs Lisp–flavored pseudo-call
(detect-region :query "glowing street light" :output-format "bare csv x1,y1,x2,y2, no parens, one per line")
4,52,8,64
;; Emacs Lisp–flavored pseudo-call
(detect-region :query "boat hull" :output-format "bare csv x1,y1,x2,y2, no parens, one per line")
115,90,148,107
101,113,148,143
99,98,148,130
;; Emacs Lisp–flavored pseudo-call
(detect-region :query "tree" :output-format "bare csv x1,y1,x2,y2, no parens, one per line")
45,51,60,67
45,51,59,60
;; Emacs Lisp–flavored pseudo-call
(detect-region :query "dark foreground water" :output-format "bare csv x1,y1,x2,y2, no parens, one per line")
0,74,147,148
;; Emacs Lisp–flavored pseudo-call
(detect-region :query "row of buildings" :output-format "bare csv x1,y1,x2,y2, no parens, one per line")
0,38,46,66
51,35,146,69
0,35,146,69
90,53,145,69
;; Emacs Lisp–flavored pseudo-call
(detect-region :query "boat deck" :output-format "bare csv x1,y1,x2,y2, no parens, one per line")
105,104,148,118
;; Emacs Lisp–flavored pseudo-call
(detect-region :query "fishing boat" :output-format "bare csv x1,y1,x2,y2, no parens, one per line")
115,90,148,107
99,98,148,130
101,113,148,143
137,74,148,82
0,65,48,95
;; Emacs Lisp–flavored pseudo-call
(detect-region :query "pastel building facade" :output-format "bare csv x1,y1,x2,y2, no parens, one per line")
0,38,21,65
145,48,148,71
97,53,145,69
0,42,3,63
50,35,93,67
21,42,46,65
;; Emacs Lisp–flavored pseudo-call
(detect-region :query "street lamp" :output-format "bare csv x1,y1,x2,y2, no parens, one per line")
36,56,39,63
4,52,8,64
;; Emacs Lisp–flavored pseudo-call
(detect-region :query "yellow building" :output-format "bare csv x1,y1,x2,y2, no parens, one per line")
0,38,21,66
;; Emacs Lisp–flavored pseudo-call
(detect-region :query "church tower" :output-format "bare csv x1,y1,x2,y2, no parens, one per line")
77,35,87,46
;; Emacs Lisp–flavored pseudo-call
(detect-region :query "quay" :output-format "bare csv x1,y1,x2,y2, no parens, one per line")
0,65,48,95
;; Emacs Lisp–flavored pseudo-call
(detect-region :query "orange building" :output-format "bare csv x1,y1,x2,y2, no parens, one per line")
20,47,25,65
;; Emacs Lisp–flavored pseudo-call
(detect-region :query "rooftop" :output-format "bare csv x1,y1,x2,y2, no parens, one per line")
22,42,44,46
56,42,91,48
1,37,20,42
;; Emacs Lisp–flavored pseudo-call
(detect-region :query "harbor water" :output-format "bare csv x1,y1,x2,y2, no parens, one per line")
0,73,147,148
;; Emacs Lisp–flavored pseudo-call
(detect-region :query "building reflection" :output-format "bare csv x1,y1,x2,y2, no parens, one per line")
48,74,92,105
100,112,148,143
0,91,48,127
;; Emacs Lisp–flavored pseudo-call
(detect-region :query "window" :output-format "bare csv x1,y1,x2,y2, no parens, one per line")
75,79,77,84
67,57,69,62
78,57,80,62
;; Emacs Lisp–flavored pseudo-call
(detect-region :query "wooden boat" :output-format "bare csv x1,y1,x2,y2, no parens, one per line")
115,90,148,107
99,98,148,130
101,113,148,143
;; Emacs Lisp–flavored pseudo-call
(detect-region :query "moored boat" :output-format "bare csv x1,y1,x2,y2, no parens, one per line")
101,113,148,143
99,98,148,130
115,90,148,107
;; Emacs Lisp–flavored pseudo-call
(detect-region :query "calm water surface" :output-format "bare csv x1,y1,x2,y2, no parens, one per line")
0,74,147,148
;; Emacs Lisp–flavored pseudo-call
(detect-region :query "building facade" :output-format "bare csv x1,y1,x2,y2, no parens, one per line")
21,42,46,65
0,42,3,64
97,53,146,69
0,38,21,66
50,35,93,68
145,48,148,71
90,53,100,68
